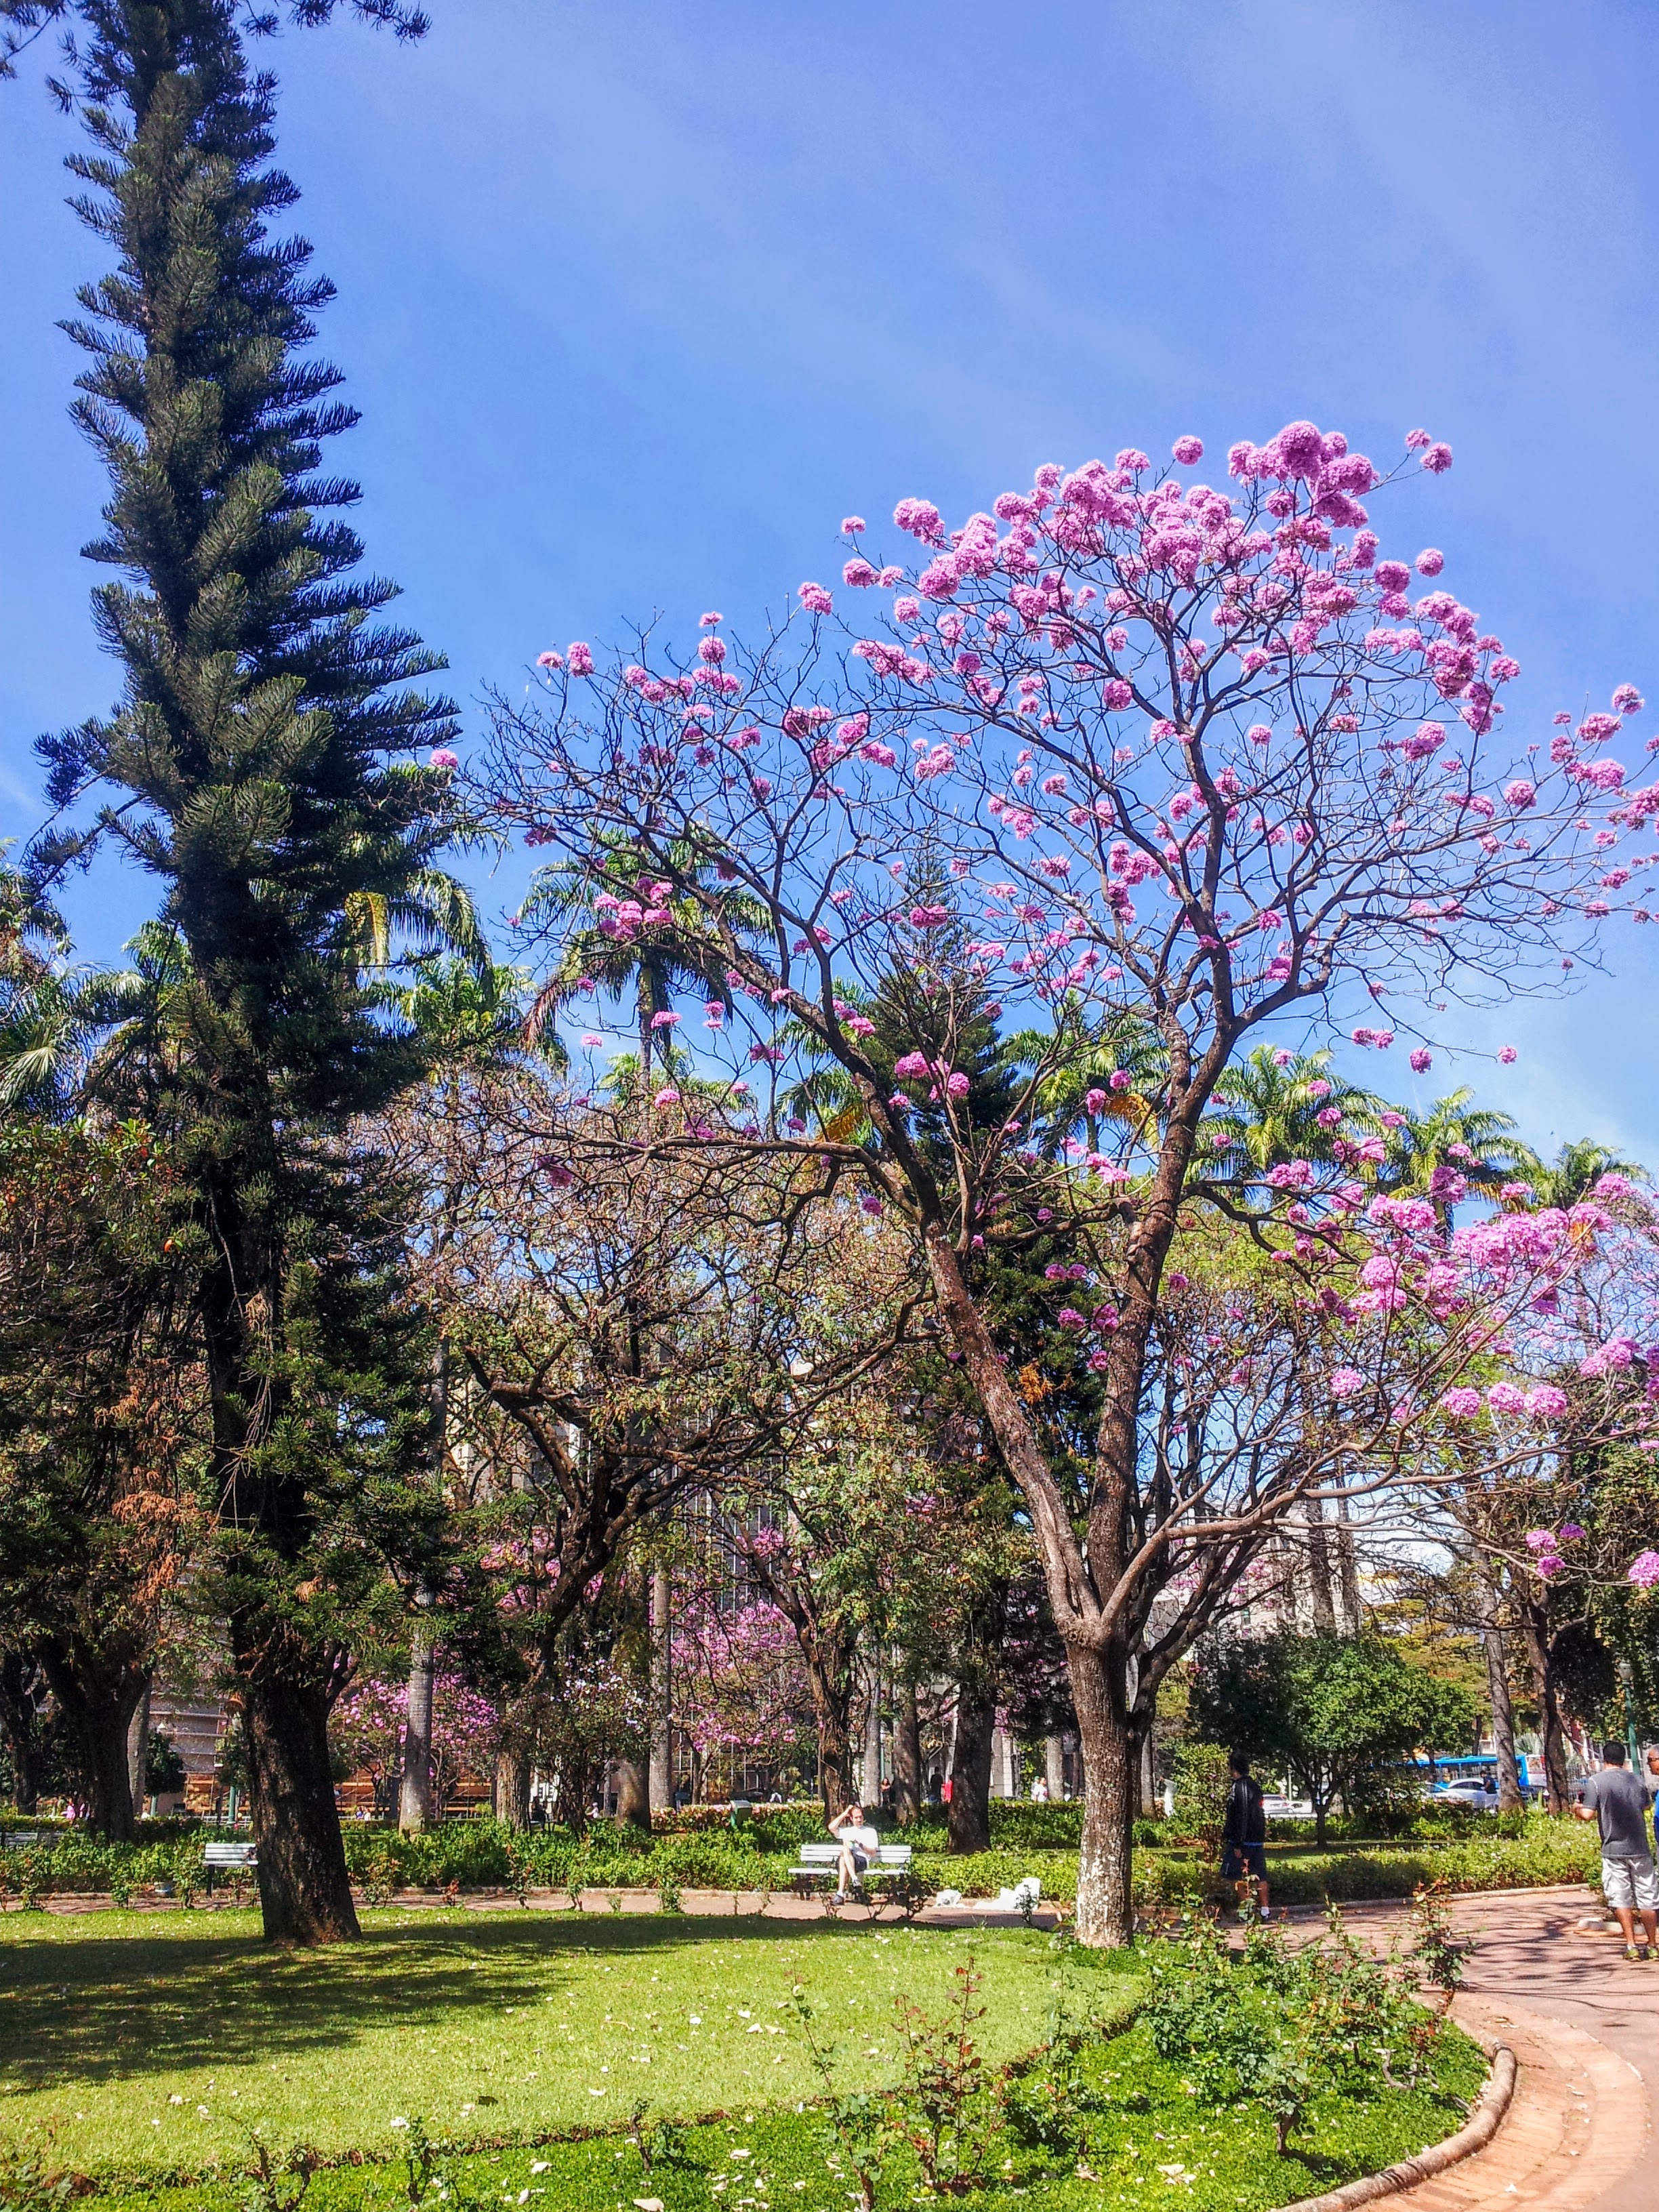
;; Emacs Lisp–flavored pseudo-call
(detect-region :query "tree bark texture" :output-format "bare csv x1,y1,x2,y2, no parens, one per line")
613,1759,651,1829
891,1681,922,1825
398,1624,435,1832
36,1640,146,1843
1068,1640,1136,1946
1044,1732,1065,1800
241,1677,360,1943
494,1747,531,1830
947,1677,996,1853
1477,1570,1523,1811
127,1677,151,1818
649,1566,672,1815
817,1703,855,1820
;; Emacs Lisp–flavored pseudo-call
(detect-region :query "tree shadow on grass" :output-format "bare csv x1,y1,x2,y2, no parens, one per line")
0,1908,899,2092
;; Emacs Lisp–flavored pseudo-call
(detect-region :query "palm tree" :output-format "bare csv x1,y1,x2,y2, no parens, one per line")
520,833,769,1077
399,956,564,1078
1378,1090,1534,1218
345,865,491,982
1006,1004,1168,1160
1200,1046,1385,1191
1517,1139,1647,1210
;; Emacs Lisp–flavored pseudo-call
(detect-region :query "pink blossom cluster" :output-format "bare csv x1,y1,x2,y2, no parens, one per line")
511,419,1637,1129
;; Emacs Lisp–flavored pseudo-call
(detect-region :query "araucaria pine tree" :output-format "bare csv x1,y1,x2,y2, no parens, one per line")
23,1,457,1942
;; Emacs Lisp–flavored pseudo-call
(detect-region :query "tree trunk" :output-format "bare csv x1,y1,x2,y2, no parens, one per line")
1518,1600,1570,1813
127,1677,151,1818
613,1758,651,1830
817,1702,854,1819
649,1567,672,1815
0,1654,45,1814
1305,1504,1337,1633
1069,1640,1136,1946
1332,1483,1362,1631
494,1746,531,1830
1477,1572,1523,1811
891,1682,922,1826
398,1624,435,1832
35,1642,144,1843
401,1333,447,1835
861,1661,882,1805
947,1678,996,1853
1044,1732,1065,1800
241,1677,359,1944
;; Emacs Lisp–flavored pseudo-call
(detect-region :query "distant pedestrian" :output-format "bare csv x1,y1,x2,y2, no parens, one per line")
1574,1740,1658,1961
1221,1751,1270,1921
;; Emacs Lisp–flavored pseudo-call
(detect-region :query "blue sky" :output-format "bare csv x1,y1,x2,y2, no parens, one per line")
3,0,1656,1164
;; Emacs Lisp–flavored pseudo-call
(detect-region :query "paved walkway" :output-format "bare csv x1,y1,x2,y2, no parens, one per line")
1295,1887,1655,2212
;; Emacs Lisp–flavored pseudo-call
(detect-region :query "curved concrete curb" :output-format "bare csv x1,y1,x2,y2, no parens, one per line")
1269,2043,1516,2212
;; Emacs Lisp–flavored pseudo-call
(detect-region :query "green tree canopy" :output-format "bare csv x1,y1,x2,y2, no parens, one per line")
1189,1631,1477,1846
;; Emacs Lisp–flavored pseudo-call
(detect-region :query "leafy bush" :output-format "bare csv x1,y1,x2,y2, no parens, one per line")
0,1809,1599,1908
1148,1912,1446,2154
1170,1742,1232,1850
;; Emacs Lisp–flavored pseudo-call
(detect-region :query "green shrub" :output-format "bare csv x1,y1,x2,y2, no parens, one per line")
0,1809,1597,1908
1170,1742,1232,1850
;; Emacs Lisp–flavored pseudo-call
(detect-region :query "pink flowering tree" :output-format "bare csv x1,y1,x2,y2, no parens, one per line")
487,422,1639,1943
330,1673,499,1814
668,1589,812,1797
1415,1174,1659,1803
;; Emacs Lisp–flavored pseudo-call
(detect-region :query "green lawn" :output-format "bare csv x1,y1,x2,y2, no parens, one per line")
37,2011,1487,2212
0,1908,1084,2184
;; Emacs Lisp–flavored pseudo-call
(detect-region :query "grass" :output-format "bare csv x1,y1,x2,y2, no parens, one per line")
0,1908,1084,2184
18,2007,1488,2212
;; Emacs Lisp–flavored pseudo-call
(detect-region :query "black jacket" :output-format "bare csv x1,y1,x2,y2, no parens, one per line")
1222,1774,1266,1847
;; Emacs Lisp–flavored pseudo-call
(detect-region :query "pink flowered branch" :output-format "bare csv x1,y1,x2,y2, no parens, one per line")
1511,1525,1659,1591
492,419,1649,1090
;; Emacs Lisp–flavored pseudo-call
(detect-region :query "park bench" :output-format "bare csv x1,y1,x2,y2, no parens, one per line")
788,1841,925,1915
203,1840,258,1894
1,1832,41,1850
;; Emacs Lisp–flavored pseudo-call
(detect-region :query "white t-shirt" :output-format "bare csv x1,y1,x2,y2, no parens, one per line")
837,1823,879,1853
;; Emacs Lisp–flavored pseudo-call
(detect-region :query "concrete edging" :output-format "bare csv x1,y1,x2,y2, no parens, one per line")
1269,2042,1517,2212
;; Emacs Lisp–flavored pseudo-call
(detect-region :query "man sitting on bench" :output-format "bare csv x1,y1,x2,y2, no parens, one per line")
828,1802,880,1902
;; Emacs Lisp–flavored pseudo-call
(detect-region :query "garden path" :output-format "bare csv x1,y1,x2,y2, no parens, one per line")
1300,1887,1655,2212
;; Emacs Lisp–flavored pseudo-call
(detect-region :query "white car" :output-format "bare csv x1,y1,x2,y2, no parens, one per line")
1427,1781,1500,1811
1262,1794,1313,1820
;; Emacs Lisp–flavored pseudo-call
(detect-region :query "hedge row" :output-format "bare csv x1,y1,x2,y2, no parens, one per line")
0,1810,1603,1908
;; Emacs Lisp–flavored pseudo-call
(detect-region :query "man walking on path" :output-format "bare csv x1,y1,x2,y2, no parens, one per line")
1574,1740,1658,1961
1221,1751,1270,1921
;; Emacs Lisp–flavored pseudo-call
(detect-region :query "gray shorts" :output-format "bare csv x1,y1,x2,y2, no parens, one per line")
1602,1856,1658,1912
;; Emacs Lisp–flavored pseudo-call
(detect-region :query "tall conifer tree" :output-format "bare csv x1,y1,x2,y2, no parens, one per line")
14,0,455,1942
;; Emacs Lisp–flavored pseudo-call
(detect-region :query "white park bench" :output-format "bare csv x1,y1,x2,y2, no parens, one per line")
788,1840,925,1915
203,1840,258,1893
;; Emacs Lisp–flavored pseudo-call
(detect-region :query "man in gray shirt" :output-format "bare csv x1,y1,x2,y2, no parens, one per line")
1575,1740,1658,1960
